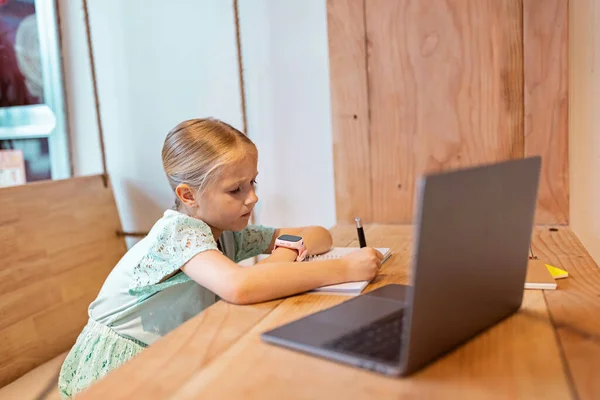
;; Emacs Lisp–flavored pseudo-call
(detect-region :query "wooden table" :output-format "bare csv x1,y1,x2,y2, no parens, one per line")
79,225,600,399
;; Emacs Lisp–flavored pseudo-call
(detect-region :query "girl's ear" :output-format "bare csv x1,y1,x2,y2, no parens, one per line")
175,184,197,208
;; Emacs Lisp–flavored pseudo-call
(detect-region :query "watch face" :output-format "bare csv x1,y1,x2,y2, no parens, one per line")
278,234,302,242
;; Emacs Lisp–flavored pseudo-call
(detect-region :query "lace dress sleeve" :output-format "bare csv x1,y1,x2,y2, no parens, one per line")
129,213,218,296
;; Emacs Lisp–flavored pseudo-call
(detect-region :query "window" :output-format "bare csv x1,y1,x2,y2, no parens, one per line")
0,0,69,186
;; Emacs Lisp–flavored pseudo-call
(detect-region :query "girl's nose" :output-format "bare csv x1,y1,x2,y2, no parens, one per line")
246,187,258,205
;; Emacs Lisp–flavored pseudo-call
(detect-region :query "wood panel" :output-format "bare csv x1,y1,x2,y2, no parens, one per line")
533,228,600,336
0,176,126,387
327,0,373,223
77,225,600,400
531,227,600,400
524,0,569,224
329,0,571,224
365,0,524,223
558,329,600,400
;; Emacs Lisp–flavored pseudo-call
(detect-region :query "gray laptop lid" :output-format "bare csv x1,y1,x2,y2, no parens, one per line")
400,157,541,375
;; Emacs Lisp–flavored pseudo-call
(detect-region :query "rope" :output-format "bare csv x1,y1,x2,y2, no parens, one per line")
54,0,74,176
77,1,253,239
233,0,248,136
116,231,148,238
233,0,256,227
234,1,258,266
82,0,109,187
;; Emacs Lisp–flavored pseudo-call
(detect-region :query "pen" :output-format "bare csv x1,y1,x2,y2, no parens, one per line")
355,217,367,248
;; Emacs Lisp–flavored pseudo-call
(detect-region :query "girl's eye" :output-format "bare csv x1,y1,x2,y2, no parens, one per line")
229,180,257,194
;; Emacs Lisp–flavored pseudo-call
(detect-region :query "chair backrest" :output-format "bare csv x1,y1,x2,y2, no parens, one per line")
0,175,127,387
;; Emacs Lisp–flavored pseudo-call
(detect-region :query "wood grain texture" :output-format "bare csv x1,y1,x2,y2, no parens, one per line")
327,0,373,223
531,227,600,400
524,0,569,224
558,329,600,400
533,228,600,336
365,0,524,223
77,225,600,400
171,291,569,400
0,176,126,387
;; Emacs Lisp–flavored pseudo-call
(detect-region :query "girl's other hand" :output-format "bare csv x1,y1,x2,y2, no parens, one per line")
341,248,383,282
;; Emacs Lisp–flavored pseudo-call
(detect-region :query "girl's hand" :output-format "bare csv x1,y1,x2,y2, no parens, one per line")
341,248,383,282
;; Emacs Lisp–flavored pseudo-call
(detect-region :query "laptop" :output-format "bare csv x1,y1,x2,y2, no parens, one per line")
261,156,541,376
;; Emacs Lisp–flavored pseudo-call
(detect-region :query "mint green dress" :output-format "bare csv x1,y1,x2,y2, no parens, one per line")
58,209,275,398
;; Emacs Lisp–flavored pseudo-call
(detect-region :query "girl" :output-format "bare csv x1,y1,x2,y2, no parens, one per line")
58,118,382,398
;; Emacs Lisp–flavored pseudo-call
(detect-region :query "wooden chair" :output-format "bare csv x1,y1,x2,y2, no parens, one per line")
0,175,126,399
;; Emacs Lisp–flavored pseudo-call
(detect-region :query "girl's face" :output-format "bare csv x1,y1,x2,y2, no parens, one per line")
195,156,259,233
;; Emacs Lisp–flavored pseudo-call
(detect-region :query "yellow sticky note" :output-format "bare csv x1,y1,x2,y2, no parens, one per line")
546,264,568,279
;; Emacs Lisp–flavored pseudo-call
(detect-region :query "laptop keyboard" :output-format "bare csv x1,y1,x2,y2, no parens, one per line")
324,310,404,363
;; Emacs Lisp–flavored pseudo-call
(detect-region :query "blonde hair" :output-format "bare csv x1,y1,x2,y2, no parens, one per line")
161,118,257,209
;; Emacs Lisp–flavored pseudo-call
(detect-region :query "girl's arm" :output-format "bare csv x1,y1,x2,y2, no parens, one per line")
181,248,382,305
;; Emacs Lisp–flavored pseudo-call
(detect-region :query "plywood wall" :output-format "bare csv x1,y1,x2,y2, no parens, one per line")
524,0,569,224
328,0,569,225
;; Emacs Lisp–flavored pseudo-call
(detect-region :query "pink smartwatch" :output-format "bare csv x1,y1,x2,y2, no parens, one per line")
273,234,307,262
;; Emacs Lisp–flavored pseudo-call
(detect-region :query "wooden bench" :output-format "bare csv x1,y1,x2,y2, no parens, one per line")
0,175,127,399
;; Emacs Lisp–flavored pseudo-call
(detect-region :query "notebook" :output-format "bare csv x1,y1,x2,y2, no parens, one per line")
304,250,557,293
305,247,392,295
525,260,557,290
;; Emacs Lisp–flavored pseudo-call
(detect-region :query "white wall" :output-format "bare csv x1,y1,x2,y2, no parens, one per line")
58,0,336,245
239,0,335,228
569,0,600,264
